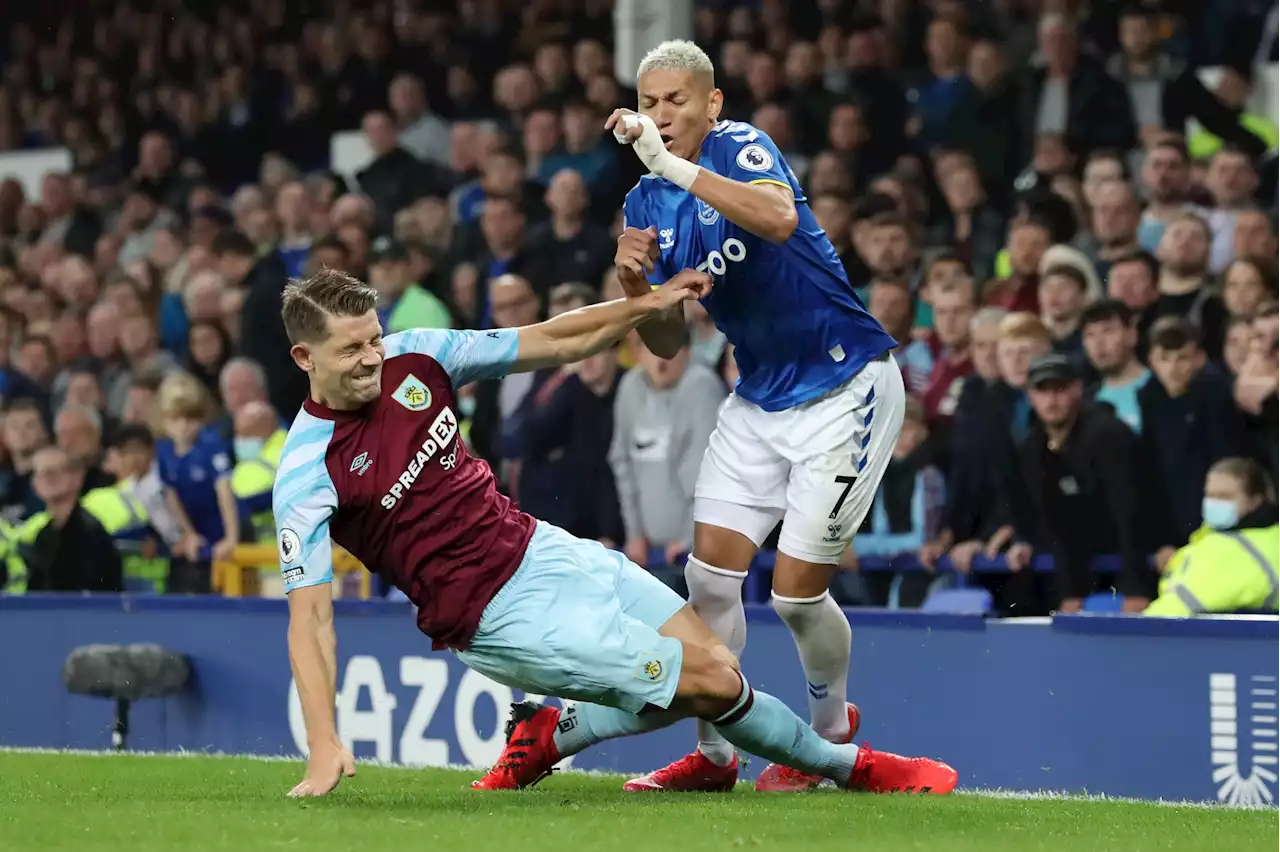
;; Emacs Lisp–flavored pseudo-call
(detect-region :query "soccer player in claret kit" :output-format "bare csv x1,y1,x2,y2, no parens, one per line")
606,39,933,792
276,270,957,797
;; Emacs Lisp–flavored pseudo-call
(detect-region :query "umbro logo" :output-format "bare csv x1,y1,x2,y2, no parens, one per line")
350,452,374,476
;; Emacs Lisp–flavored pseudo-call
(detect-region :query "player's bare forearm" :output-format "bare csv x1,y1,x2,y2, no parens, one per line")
688,171,798,243
515,297,657,370
636,307,688,360
514,281,703,371
287,585,340,749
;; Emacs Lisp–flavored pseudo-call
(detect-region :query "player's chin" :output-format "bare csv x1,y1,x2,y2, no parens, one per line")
348,373,381,401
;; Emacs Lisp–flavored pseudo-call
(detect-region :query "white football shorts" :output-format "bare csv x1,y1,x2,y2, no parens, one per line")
693,353,906,564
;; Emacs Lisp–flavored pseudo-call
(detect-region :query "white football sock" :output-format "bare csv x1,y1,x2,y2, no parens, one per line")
772,590,852,742
685,556,747,766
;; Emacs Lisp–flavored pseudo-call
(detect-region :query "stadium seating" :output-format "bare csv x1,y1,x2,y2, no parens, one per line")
920,588,994,615
1082,591,1126,613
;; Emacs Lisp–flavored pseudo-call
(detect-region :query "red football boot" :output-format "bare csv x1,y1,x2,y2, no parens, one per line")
755,703,862,792
844,742,958,795
472,701,563,790
622,750,739,792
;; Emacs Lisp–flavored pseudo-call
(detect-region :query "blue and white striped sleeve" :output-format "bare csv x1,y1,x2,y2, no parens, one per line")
384,328,519,386
272,416,338,594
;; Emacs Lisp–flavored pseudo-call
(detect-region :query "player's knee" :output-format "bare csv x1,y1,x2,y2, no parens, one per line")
685,556,745,611
674,639,744,718
692,524,757,573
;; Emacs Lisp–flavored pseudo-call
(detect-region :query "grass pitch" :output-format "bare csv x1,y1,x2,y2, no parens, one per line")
0,751,1274,852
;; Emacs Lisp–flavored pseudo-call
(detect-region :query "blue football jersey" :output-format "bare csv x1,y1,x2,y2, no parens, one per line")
157,425,233,546
623,120,896,412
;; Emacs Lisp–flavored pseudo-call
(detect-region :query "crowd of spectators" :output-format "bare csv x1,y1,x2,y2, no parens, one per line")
0,0,1275,614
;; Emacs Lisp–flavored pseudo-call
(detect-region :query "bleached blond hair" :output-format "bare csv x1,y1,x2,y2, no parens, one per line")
636,40,715,88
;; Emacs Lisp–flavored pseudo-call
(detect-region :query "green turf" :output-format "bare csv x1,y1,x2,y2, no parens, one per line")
0,752,1274,852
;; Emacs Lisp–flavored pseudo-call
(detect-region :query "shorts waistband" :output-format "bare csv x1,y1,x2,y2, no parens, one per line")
477,521,547,627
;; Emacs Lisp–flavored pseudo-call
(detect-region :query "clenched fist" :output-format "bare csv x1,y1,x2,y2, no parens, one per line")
615,226,660,297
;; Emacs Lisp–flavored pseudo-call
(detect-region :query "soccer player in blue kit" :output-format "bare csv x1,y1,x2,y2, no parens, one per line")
607,40,929,792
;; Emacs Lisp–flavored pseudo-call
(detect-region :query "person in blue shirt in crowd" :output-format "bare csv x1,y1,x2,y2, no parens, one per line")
154,371,239,593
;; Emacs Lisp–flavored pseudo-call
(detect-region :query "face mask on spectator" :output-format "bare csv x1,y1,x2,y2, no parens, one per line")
235,437,266,463
1202,497,1240,530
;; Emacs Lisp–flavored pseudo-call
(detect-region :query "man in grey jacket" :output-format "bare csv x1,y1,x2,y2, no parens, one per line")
610,328,726,585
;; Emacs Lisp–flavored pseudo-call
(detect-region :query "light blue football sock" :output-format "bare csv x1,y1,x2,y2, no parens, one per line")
712,673,859,782
551,702,675,758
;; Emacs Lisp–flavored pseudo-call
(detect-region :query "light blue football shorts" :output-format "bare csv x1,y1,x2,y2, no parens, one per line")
454,521,686,713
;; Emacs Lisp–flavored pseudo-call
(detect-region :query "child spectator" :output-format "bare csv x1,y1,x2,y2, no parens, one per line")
155,372,238,593
105,422,184,557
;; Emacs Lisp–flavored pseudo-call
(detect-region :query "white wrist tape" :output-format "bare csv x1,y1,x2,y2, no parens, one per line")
659,156,700,191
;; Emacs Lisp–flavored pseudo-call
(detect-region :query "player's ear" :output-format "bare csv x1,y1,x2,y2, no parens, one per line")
707,88,723,122
290,343,315,374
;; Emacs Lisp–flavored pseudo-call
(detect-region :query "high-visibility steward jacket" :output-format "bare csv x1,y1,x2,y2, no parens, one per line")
231,430,286,545
81,485,169,592
0,517,26,594
1188,113,1279,160
1146,524,1280,616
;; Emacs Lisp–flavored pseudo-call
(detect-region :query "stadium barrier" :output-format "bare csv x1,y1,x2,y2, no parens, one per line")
0,595,1275,805
212,544,1132,604
213,544,372,598
690,550,1144,604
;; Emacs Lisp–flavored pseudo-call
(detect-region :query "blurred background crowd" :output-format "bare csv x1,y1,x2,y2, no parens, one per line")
0,0,1275,615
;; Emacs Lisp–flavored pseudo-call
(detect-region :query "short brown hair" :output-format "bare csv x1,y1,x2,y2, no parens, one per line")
281,269,379,344
1210,457,1275,502
998,311,1053,346
1170,210,1211,239
867,211,910,234
1148,315,1200,351
549,282,599,310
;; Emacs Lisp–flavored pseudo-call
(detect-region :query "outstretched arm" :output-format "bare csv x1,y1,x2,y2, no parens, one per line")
383,272,706,383
273,450,351,797
513,271,709,372
286,583,355,797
